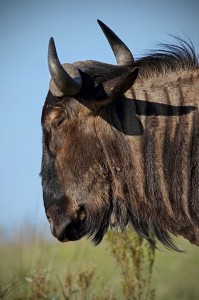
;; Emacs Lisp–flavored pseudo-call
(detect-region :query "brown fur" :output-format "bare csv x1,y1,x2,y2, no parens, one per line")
41,39,199,249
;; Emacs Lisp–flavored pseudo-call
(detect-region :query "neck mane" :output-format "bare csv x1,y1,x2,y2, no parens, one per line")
136,37,198,78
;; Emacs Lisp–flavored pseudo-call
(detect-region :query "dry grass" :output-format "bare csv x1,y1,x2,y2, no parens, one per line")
0,224,199,299
106,230,155,300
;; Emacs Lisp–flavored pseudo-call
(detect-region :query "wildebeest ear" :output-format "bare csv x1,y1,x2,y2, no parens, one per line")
94,68,139,102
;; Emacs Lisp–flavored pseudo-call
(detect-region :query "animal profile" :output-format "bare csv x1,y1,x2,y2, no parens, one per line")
41,20,199,250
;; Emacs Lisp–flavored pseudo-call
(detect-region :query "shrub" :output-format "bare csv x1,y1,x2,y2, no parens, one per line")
106,229,156,300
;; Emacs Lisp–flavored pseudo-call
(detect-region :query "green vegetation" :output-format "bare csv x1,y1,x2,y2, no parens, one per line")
106,230,155,300
0,225,199,299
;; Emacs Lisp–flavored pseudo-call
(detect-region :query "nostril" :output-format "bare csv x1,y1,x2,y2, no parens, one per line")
46,205,88,242
54,217,71,242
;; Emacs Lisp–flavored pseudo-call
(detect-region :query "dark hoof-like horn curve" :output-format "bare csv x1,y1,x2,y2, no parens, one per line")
48,37,82,96
97,20,134,65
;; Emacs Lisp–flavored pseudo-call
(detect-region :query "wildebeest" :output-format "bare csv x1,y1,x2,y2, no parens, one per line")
41,20,199,250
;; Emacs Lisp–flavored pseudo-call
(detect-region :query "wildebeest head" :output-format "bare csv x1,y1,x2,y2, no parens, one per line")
41,20,139,244
41,20,199,250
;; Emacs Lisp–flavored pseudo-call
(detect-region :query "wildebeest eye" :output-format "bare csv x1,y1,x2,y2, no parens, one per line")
43,106,67,132
52,115,66,129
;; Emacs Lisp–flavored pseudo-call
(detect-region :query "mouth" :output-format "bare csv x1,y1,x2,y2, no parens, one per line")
49,219,87,243
61,221,87,242
47,206,88,243
46,204,111,245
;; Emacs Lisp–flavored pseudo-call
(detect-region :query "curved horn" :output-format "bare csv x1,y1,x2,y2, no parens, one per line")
48,37,82,96
97,20,134,65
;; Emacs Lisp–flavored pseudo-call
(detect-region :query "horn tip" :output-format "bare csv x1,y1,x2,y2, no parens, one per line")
97,19,102,25
48,37,57,60
49,37,54,45
97,19,106,29
48,37,56,52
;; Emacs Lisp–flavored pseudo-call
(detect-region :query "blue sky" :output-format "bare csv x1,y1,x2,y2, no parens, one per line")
1,0,199,236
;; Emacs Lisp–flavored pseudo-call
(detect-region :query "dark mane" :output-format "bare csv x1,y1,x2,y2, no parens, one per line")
74,38,198,85
137,37,198,76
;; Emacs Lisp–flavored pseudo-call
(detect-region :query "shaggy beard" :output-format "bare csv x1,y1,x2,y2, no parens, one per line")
83,204,112,245
83,201,181,251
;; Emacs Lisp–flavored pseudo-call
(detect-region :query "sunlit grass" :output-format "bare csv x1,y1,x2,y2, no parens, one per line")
0,225,121,299
0,224,199,299
153,238,199,300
